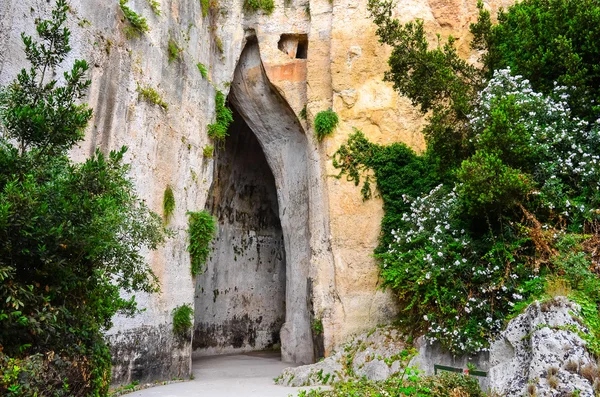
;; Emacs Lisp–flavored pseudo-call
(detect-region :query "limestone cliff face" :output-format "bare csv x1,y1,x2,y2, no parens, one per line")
0,0,512,385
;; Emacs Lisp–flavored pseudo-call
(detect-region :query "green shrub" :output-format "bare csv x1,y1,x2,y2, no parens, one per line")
147,0,161,16
314,110,339,141
244,0,275,14
297,371,485,397
197,62,208,79
203,144,214,158
136,83,168,110
119,0,149,38
207,91,233,141
187,211,216,275
163,185,175,221
471,0,600,121
172,304,194,337
200,0,210,17
167,38,183,63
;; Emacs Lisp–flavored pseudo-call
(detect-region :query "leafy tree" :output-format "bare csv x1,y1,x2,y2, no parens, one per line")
0,1,166,395
471,0,600,120
367,0,483,171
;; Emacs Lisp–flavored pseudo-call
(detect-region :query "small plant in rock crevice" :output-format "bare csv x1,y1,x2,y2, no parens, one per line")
136,83,168,110
147,0,161,16
119,0,149,38
312,318,324,335
187,210,216,275
163,185,175,222
172,304,194,337
200,0,210,17
203,145,214,158
167,38,183,63
197,62,208,79
314,109,339,141
299,105,307,120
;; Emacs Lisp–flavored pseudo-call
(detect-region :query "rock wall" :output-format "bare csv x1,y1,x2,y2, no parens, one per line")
0,0,514,386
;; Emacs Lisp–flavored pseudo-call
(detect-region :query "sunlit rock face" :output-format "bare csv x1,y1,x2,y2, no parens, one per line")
0,0,512,385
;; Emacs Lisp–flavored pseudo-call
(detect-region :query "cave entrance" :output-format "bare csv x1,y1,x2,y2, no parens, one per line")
193,39,315,365
193,106,286,356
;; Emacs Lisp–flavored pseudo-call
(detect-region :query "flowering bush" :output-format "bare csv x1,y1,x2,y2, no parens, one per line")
338,70,600,354
379,183,537,353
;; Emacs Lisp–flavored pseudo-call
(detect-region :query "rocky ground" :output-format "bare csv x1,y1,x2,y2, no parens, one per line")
276,298,600,396
275,326,408,387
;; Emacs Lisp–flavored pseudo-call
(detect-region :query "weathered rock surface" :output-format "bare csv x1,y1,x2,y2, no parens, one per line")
279,299,598,396
276,326,406,386
487,297,595,396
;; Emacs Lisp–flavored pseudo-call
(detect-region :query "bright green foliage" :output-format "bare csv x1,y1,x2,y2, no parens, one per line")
0,2,166,395
168,38,183,63
200,0,210,17
203,144,214,158
172,304,194,337
147,0,161,16
119,0,149,39
197,62,208,79
187,211,216,275
244,0,275,14
136,83,168,110
207,91,233,141
336,0,600,355
298,371,485,397
163,185,175,221
471,0,600,121
314,110,339,141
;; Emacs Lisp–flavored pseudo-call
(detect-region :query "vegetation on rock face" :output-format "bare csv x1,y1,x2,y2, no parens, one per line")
197,62,208,79
187,210,216,275
163,185,176,221
167,38,183,63
207,90,233,141
136,83,168,110
119,0,149,38
244,0,275,15
172,304,194,337
331,0,600,355
147,0,161,16
203,144,214,158
314,110,339,141
200,0,210,18
0,1,166,394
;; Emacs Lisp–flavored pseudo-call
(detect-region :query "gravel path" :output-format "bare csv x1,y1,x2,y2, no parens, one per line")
125,352,321,397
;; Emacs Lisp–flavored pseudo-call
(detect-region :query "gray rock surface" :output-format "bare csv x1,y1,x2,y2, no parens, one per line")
488,297,596,396
275,326,406,386
278,298,599,396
